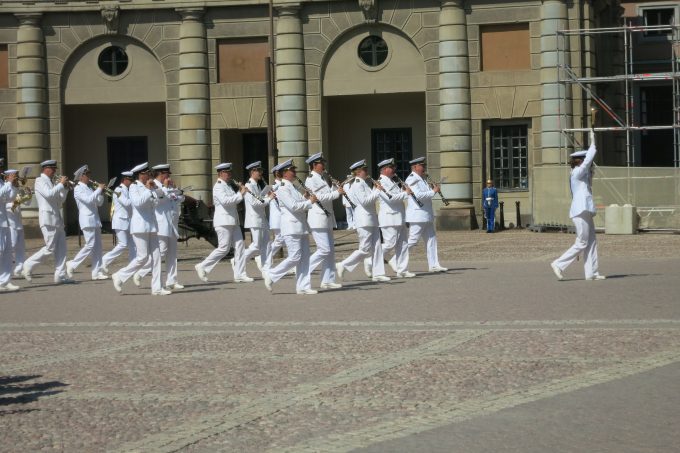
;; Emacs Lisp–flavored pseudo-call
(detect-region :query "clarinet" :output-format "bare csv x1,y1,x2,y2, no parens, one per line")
294,176,330,217
394,175,423,208
325,172,356,209
367,176,392,199
425,174,451,206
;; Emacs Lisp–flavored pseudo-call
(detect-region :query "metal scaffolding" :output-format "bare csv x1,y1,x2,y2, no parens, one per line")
557,24,680,167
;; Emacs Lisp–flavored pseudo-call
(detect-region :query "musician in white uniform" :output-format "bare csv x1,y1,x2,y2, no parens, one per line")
5,167,28,278
263,163,284,272
405,157,448,273
22,160,73,284
305,152,343,290
336,160,391,283
242,161,272,274
0,166,19,291
343,179,355,230
551,130,606,281
262,159,317,295
66,165,107,280
194,163,249,283
134,164,184,290
377,158,415,278
102,171,136,272
112,162,170,296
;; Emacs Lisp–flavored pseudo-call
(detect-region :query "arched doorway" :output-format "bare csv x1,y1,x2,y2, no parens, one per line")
61,36,166,233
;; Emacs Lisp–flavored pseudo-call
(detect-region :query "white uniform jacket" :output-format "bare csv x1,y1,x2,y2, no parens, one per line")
0,180,17,228
5,202,23,230
74,182,104,229
244,178,271,228
348,178,380,228
212,179,242,227
305,171,339,230
277,180,312,236
342,182,353,208
150,179,178,238
569,138,597,219
268,179,282,230
405,173,435,223
34,173,68,228
111,185,132,231
378,175,408,227
129,181,164,234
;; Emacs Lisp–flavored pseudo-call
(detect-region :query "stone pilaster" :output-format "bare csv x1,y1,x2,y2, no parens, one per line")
438,0,472,204
275,4,308,171
15,13,48,173
540,0,570,164
177,7,211,200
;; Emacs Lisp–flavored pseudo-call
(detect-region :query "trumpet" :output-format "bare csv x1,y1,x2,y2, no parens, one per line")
425,174,450,206
324,171,356,209
88,179,114,198
53,174,75,189
294,176,330,216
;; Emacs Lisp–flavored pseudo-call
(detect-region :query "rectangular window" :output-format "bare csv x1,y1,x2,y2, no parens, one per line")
371,128,413,181
217,38,269,83
491,125,529,190
480,23,531,71
0,45,8,88
643,8,675,36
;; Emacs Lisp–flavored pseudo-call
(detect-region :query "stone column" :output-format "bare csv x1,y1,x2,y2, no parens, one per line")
439,0,471,203
15,13,47,223
177,8,211,200
540,0,570,164
275,4,308,172
437,0,475,229
15,13,48,174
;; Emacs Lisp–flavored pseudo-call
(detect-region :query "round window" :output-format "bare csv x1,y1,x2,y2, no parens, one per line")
98,46,129,77
358,36,388,67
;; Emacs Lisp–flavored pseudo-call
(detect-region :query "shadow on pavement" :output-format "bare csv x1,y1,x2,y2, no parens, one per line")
0,375,67,415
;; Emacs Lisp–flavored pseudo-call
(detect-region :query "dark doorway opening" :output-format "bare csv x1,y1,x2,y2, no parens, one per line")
640,85,674,167
242,132,269,177
107,136,149,181
371,128,413,180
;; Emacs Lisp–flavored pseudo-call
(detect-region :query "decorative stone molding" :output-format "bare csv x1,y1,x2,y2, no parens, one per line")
358,0,378,23
275,3,301,16
100,4,119,35
14,13,42,27
176,7,205,21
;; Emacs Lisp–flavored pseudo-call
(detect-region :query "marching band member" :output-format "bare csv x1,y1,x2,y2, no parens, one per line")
482,179,498,233
262,159,316,294
194,163,248,283
343,178,355,230
336,160,391,283
0,166,19,291
134,164,184,290
551,130,605,281
263,164,284,271
305,153,343,290
102,171,136,272
5,169,28,278
66,165,108,280
405,157,448,273
241,161,272,274
112,162,170,296
377,158,415,278
22,160,73,284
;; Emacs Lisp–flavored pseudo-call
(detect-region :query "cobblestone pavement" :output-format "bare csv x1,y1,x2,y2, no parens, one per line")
1,230,679,452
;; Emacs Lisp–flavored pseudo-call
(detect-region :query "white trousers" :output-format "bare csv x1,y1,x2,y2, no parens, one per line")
0,228,12,285
103,230,136,269
24,225,67,279
9,227,25,275
381,225,409,274
268,234,311,291
407,222,441,269
340,226,385,277
198,225,245,278
116,233,162,292
309,228,337,284
345,207,355,229
552,212,600,279
138,235,178,286
70,227,103,278
243,227,269,264
264,228,284,271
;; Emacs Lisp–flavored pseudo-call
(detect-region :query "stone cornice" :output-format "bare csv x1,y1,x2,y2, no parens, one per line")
176,7,205,21
14,12,43,26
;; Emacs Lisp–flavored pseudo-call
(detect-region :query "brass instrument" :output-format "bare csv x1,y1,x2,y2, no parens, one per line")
53,174,75,189
324,171,356,209
89,179,114,198
11,166,33,211
293,176,330,216
393,174,423,208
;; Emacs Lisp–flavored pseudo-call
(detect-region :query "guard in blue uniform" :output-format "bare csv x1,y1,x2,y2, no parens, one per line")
482,179,498,233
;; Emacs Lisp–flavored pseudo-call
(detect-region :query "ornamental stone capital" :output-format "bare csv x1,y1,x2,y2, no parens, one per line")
100,4,119,35
275,3,301,16
176,7,205,22
15,13,42,27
